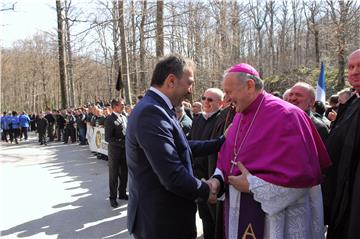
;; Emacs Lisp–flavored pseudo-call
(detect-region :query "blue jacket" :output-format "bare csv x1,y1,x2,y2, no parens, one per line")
9,115,20,129
0,116,3,130
1,115,11,130
125,90,224,239
19,114,30,128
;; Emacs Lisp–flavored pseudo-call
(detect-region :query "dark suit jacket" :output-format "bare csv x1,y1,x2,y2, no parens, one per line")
104,113,126,149
126,90,224,239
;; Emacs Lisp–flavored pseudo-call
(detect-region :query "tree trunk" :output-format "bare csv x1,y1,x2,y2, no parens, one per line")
266,1,275,74
139,0,147,94
56,0,68,109
335,0,349,90
118,0,132,105
64,0,75,107
130,0,138,96
112,0,120,99
156,0,164,58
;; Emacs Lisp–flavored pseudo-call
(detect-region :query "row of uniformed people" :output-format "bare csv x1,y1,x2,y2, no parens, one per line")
1,111,31,144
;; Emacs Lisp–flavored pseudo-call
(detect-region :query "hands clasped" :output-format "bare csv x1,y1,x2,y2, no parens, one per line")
203,178,220,204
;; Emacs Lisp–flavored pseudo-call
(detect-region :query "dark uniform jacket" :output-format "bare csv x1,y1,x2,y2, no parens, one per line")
56,114,66,129
45,113,55,125
37,118,48,133
104,113,126,149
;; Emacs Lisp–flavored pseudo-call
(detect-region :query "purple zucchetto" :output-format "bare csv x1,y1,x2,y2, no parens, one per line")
227,63,260,78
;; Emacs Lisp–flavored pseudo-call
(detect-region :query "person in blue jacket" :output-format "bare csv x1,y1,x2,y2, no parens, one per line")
1,112,10,142
9,111,20,144
19,111,31,141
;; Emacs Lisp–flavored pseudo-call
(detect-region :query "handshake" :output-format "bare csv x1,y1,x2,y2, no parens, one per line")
203,178,221,204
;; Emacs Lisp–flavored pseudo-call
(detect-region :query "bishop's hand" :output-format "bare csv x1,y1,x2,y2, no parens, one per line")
228,162,250,193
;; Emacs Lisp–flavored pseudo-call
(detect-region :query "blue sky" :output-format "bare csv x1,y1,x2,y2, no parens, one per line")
1,0,56,48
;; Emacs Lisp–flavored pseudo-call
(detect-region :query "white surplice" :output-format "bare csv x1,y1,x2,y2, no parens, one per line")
245,175,325,239
215,168,325,239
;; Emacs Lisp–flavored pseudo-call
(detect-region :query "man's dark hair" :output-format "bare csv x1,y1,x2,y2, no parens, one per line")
329,95,339,105
111,99,124,109
314,101,326,115
150,54,195,87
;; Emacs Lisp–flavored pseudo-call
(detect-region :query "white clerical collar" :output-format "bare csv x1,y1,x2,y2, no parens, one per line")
150,87,173,110
113,111,122,118
202,111,217,120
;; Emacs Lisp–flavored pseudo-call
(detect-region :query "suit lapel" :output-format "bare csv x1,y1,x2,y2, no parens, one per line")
146,90,193,174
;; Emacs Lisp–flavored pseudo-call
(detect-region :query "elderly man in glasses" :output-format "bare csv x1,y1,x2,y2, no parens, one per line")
189,88,224,239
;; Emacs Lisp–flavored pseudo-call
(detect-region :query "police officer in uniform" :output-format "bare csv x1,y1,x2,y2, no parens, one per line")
104,99,128,208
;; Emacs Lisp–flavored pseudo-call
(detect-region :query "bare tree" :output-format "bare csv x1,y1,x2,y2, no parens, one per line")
248,0,267,76
64,0,75,107
277,0,290,73
303,0,321,65
327,0,354,90
118,0,132,104
139,0,147,94
266,1,276,74
156,0,164,57
56,0,68,108
112,0,120,99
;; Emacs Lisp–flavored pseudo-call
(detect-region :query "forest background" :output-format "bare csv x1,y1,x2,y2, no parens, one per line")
1,0,359,112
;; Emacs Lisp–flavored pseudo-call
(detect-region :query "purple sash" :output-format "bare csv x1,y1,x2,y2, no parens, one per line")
224,187,265,239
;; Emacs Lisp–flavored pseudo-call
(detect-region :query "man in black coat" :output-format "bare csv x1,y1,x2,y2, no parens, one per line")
55,110,66,142
45,110,55,142
37,112,48,146
189,88,224,239
323,49,360,239
104,99,128,208
64,111,76,143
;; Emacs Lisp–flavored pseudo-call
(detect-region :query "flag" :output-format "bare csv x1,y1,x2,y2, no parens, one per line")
316,62,326,103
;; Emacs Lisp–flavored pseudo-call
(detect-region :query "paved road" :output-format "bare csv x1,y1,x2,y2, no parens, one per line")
0,132,203,239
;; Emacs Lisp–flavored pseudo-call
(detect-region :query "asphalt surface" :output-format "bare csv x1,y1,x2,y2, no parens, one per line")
0,132,203,239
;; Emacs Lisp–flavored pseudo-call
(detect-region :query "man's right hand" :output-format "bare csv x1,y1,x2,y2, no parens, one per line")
205,178,220,204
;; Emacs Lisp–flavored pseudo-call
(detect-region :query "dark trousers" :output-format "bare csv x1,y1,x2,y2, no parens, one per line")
64,127,76,143
39,131,47,144
21,127,28,140
214,201,224,239
1,129,8,141
30,122,36,131
78,126,86,144
108,146,128,199
198,201,216,239
56,128,64,141
47,124,54,141
10,128,20,143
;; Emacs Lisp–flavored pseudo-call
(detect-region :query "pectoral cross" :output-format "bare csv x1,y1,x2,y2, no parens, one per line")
230,157,238,174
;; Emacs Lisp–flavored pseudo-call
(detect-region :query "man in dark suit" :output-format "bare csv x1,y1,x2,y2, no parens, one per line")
126,55,225,239
37,112,48,146
104,99,128,208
